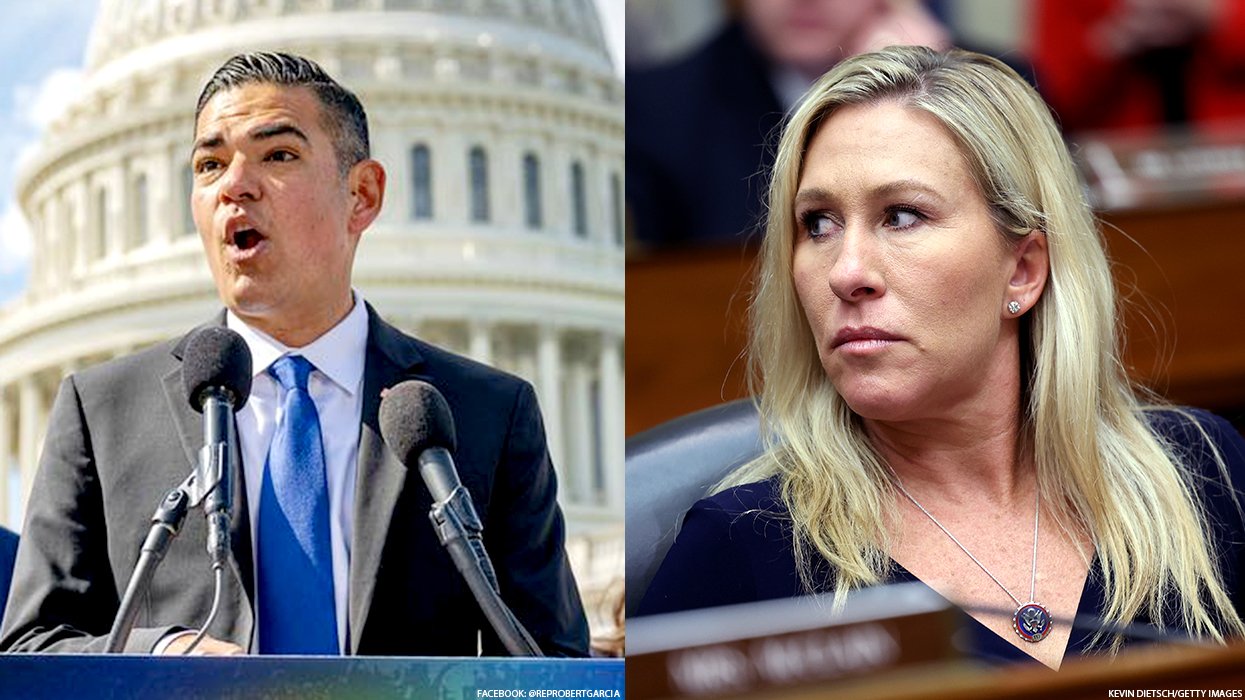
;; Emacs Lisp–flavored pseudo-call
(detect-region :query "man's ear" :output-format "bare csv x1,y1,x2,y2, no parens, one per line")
347,159,386,236
1005,230,1049,316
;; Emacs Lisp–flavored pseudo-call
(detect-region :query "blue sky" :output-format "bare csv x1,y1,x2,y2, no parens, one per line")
0,0,624,307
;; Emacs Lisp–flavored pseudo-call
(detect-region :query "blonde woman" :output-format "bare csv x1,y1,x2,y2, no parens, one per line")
637,46,1245,670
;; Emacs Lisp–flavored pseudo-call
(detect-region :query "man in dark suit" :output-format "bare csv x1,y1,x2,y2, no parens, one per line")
627,20,785,249
0,52,588,656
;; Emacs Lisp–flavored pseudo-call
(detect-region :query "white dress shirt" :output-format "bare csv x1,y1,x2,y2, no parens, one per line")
228,293,369,653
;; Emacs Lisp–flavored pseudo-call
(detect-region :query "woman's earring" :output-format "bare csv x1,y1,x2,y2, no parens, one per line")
1008,301,1022,315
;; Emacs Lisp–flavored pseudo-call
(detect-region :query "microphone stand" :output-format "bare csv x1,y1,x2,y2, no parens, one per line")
426,484,543,657
104,444,229,653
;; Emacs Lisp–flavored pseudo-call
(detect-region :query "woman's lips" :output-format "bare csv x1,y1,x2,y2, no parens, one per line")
831,327,904,353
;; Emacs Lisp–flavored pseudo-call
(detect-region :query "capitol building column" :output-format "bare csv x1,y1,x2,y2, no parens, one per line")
437,130,469,226
0,387,11,528
373,125,408,227
69,182,90,277
29,204,47,295
168,141,193,238
18,376,46,506
598,332,622,511
469,320,493,367
495,138,522,230
150,146,174,248
566,357,593,505
537,325,564,476
103,163,125,260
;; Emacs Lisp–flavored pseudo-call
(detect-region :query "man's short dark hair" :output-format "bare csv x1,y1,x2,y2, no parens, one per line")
195,52,369,175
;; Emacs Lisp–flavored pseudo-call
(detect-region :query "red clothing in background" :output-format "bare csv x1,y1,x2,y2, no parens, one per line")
1033,0,1245,134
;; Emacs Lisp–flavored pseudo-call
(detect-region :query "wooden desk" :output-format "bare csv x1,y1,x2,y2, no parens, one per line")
758,642,1245,700
626,203,1245,435
628,585,1245,700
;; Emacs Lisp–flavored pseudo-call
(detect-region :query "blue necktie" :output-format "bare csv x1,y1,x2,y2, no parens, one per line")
257,355,338,654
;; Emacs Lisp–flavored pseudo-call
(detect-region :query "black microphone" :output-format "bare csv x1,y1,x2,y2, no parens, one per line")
378,381,492,583
106,327,253,653
182,326,252,569
378,380,467,508
379,380,542,656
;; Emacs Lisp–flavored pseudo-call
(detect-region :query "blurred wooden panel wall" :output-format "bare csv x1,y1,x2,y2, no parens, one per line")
625,202,1245,436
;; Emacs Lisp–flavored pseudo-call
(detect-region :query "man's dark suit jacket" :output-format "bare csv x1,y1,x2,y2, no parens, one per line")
0,526,17,614
0,305,589,655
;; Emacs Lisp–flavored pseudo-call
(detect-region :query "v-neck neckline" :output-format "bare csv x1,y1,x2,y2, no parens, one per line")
886,553,1102,667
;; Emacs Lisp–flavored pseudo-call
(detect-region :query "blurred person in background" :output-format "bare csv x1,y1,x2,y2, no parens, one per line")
637,46,1245,670
1034,0,1245,134
627,0,951,248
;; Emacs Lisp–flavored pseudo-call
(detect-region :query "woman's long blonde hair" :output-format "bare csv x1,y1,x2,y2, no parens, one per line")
721,46,1244,646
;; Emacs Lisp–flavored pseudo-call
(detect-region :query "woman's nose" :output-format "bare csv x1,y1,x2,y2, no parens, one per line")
827,226,885,302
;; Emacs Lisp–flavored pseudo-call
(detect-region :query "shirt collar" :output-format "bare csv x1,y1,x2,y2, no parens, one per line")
226,291,369,396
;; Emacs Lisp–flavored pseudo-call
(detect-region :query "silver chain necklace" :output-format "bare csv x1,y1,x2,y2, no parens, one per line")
892,478,1053,643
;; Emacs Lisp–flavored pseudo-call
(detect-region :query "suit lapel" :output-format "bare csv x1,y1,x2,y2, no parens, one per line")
347,305,425,654
161,316,257,649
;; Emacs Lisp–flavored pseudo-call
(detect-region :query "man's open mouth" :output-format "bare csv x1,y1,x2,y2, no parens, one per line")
231,228,265,250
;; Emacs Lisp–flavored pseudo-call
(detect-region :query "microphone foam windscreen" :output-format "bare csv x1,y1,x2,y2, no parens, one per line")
378,380,457,466
182,326,254,412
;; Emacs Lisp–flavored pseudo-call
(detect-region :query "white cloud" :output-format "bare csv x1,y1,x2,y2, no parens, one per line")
595,0,624,78
14,67,84,130
0,201,33,275
15,141,40,174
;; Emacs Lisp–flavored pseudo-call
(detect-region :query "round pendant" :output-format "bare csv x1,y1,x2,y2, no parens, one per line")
1013,602,1052,643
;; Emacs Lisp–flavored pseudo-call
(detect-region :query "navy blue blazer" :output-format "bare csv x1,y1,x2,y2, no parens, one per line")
627,22,785,248
638,409,1245,666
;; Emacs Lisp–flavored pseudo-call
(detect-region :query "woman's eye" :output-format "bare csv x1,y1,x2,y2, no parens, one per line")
885,207,922,229
802,212,841,239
